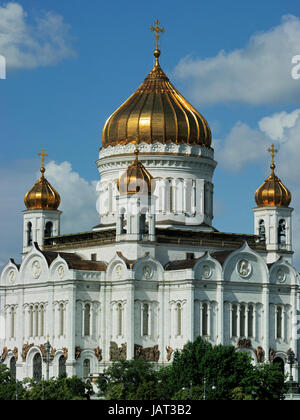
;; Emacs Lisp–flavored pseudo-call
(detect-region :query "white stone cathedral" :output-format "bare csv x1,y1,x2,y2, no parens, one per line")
1,29,299,383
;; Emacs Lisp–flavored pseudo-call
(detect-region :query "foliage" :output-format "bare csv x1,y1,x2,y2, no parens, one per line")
157,337,287,400
96,359,161,400
21,374,93,400
0,364,24,401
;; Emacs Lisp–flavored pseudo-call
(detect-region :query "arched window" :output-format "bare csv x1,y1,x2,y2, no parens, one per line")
83,359,90,379
34,305,39,337
248,305,254,338
140,213,147,234
276,306,283,339
58,355,66,377
169,182,175,213
278,219,286,245
59,303,64,336
142,303,149,336
40,305,45,337
259,220,266,243
176,303,182,336
232,305,238,337
27,222,33,246
29,306,34,337
117,303,122,336
273,357,285,375
44,222,53,238
11,306,15,338
202,303,208,336
10,357,16,380
33,353,42,382
84,304,91,336
240,305,246,337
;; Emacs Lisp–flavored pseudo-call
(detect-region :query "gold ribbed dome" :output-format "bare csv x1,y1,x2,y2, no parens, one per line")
24,150,61,211
102,49,211,148
117,148,155,196
255,145,291,208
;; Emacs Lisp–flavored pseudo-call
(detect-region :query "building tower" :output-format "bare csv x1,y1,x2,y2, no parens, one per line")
96,21,216,231
253,145,293,264
23,149,61,254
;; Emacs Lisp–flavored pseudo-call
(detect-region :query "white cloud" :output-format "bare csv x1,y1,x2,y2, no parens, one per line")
44,161,99,233
0,160,99,269
0,2,76,69
174,15,300,105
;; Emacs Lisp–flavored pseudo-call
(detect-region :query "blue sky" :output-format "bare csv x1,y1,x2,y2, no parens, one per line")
1,0,300,268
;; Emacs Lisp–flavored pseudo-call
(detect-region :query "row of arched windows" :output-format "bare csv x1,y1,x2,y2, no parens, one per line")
26,221,54,247
258,219,287,245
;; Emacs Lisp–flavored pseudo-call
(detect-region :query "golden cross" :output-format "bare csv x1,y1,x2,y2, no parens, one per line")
267,144,278,166
150,20,165,50
38,148,48,169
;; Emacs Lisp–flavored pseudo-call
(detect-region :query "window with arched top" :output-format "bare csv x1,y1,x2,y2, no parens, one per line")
259,220,266,243
83,359,90,379
84,304,91,336
276,306,283,339
33,353,42,382
232,305,238,337
248,305,254,338
27,222,33,246
59,303,64,336
142,303,149,336
278,219,286,245
176,303,182,336
58,355,66,377
10,357,16,380
240,305,246,337
44,221,53,238
202,303,208,336
118,303,123,336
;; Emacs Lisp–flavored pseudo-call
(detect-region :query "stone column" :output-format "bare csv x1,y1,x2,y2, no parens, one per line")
216,283,224,344
262,285,270,361
66,284,77,377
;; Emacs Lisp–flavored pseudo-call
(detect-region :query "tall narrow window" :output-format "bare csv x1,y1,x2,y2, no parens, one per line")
142,303,149,336
33,353,42,382
10,357,16,380
59,303,64,336
58,355,66,377
29,306,34,337
83,359,90,379
11,307,15,338
44,222,53,238
278,220,286,245
27,222,33,246
240,305,246,337
276,306,283,339
259,220,266,243
84,304,91,336
118,303,122,336
248,305,254,338
40,305,45,337
177,303,182,336
232,305,238,337
202,303,208,336
34,305,39,338
170,183,175,213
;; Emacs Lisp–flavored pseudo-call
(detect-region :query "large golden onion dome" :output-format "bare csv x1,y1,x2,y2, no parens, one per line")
255,145,291,208
24,149,61,211
101,48,211,148
117,148,155,196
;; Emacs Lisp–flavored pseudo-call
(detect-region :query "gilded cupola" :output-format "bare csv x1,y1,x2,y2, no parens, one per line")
24,149,61,211
101,21,211,149
117,147,155,196
255,145,291,208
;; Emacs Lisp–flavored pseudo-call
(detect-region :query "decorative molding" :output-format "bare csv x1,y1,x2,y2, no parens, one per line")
237,338,252,349
255,346,265,363
75,345,82,360
21,343,34,362
94,347,103,362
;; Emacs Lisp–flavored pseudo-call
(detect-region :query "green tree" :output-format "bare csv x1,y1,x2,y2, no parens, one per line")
0,364,24,400
97,359,160,400
22,375,93,400
158,337,287,400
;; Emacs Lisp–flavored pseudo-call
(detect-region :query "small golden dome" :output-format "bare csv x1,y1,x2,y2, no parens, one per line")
24,150,61,211
102,49,211,148
255,145,291,208
117,148,155,196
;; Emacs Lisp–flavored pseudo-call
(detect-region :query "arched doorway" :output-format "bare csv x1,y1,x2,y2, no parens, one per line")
58,355,66,377
33,353,42,381
273,357,285,375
